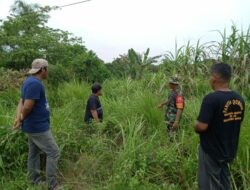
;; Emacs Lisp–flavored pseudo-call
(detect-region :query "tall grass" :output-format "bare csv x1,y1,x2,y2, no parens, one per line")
0,78,249,190
162,25,250,98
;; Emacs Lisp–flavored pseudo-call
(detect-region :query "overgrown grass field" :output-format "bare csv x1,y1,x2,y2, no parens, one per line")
0,78,249,190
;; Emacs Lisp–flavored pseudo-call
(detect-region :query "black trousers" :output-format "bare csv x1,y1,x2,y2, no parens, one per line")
198,145,231,190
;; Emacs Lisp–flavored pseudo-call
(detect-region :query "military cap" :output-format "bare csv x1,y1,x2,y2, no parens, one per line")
169,76,180,85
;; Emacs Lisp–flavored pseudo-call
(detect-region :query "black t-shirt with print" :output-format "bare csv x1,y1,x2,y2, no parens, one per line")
84,95,103,123
197,91,245,162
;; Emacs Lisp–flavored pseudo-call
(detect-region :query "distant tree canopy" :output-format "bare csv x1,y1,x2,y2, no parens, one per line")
0,0,110,83
106,55,130,79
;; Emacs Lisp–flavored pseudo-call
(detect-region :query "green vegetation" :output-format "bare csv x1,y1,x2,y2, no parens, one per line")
0,1,250,190
0,80,250,190
0,0,110,83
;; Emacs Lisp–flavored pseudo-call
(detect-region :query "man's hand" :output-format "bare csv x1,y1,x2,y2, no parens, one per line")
158,100,170,109
91,110,100,123
14,98,23,130
172,121,179,129
158,104,164,109
194,121,208,133
13,114,23,130
13,118,21,130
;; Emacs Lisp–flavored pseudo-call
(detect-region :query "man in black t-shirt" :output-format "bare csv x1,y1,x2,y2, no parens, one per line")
84,84,103,123
194,63,245,190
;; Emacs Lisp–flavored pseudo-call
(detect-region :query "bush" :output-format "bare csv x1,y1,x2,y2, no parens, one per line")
0,68,27,91
70,51,111,83
47,64,70,87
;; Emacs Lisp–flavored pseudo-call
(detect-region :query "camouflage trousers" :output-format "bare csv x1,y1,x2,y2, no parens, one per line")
165,112,178,133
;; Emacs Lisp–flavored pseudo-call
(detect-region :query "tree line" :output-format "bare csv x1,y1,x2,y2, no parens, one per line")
1,1,250,97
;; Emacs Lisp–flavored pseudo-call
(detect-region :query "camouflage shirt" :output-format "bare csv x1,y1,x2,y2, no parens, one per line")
165,89,184,126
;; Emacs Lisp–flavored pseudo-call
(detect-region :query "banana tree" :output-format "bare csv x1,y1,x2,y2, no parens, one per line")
128,48,161,79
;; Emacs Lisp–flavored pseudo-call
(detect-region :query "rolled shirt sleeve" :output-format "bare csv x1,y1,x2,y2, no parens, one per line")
24,82,42,100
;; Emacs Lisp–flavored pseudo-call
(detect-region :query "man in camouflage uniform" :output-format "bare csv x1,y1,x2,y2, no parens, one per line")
158,76,184,133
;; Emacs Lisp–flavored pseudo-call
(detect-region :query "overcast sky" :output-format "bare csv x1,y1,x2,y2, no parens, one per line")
0,0,249,62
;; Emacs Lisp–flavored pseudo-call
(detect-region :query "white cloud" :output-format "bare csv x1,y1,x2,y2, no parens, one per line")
0,0,249,62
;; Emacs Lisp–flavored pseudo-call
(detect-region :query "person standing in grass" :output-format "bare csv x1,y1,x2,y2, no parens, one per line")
84,83,103,123
194,63,245,190
158,76,184,133
13,59,60,190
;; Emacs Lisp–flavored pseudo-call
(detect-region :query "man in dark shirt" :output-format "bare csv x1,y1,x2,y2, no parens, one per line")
13,59,60,190
84,83,103,123
194,63,245,190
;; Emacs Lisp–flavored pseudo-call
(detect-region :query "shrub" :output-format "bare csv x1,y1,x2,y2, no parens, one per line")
0,68,27,91
47,64,70,87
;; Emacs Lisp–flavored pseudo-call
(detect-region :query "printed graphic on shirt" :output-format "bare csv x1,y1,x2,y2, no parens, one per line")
223,99,244,123
96,107,103,113
45,98,50,112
